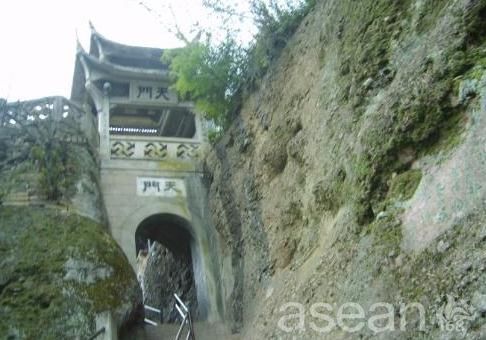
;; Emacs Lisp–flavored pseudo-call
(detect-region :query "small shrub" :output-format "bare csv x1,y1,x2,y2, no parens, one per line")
31,141,77,200
1,101,80,202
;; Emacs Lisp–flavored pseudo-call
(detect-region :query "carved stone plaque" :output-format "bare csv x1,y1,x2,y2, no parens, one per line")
136,177,186,197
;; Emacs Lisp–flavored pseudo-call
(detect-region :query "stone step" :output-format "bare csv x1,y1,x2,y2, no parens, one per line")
2,192,35,206
2,192,50,206
121,321,240,340
5,192,30,201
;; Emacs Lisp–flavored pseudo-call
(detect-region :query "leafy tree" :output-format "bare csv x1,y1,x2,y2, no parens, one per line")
163,36,245,128
157,0,316,141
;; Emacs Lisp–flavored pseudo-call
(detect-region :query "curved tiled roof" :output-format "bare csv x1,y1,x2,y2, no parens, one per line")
70,24,172,103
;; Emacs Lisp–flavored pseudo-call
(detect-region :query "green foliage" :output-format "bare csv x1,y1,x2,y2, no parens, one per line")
162,0,316,138
387,169,422,201
207,128,224,143
30,140,77,200
0,101,81,202
246,0,315,82
163,37,245,128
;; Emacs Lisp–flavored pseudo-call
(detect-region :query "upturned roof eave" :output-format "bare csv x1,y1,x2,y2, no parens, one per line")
91,30,165,56
77,49,170,82
88,23,169,67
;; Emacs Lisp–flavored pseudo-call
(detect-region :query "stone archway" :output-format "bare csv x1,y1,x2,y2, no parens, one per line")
111,201,220,322
135,213,194,260
135,213,198,322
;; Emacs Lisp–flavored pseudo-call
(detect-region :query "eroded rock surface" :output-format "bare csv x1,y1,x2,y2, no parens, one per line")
0,207,142,339
141,242,198,323
206,0,486,338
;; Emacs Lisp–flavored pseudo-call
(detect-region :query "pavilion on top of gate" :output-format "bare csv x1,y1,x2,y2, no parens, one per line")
70,23,206,164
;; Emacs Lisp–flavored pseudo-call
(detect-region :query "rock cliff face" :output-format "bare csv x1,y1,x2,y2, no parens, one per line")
141,242,198,323
0,111,142,338
0,207,142,339
206,0,486,338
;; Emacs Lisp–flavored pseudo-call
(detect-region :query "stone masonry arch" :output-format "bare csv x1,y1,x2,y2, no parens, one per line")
135,213,194,258
111,200,219,321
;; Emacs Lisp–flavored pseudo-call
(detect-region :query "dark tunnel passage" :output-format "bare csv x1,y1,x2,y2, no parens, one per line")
135,213,200,322
135,213,193,260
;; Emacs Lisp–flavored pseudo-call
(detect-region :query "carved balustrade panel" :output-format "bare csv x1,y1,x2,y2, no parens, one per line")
0,96,97,147
110,137,200,162
1,96,85,127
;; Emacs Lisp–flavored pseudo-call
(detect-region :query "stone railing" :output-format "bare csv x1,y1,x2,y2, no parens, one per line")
110,135,201,162
1,96,83,125
1,96,98,146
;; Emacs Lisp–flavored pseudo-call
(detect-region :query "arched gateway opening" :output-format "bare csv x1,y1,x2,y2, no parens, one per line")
135,213,202,323
135,213,193,260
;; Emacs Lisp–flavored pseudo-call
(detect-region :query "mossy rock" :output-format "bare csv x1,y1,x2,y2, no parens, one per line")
0,206,142,339
328,0,486,227
388,169,422,201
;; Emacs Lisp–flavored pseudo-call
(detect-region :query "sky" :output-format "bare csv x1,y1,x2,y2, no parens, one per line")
0,0,239,101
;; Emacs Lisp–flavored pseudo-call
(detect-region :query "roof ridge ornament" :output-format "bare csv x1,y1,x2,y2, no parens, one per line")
89,21,97,34
75,30,86,54
89,21,107,41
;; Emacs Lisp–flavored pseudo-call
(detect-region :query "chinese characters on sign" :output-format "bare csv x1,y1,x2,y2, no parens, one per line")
130,81,177,103
136,86,169,100
136,177,186,197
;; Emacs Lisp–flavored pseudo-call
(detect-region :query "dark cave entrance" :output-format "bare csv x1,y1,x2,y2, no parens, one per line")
135,213,199,323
